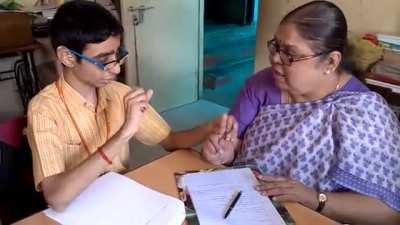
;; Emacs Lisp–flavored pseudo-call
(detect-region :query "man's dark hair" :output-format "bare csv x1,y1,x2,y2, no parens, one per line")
50,0,123,55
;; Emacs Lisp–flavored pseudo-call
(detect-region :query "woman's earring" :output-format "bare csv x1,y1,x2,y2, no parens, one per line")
325,70,331,75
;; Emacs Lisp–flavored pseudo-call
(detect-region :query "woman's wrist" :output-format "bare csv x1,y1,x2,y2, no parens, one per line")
222,148,237,166
306,189,321,212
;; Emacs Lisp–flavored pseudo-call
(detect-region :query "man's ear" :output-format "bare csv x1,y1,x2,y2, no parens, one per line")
56,46,76,68
325,50,342,74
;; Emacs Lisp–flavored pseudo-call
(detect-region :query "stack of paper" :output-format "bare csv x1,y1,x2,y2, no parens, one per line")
44,172,185,225
182,168,286,225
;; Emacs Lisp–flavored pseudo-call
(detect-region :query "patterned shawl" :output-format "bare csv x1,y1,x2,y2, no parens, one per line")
234,91,400,211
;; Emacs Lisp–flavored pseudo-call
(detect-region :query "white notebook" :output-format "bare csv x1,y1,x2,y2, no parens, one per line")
182,168,286,225
44,172,185,225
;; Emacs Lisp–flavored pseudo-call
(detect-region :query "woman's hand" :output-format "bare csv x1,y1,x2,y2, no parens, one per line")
201,114,239,165
255,175,319,210
119,88,153,140
202,133,235,165
210,114,236,138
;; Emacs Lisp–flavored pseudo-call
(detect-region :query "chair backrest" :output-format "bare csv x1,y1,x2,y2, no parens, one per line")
0,116,46,225
0,117,27,150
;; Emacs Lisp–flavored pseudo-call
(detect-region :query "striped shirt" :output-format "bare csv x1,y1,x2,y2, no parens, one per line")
27,76,170,190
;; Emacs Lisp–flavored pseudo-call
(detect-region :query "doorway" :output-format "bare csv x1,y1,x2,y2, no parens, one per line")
121,0,230,167
202,0,259,108
121,0,202,112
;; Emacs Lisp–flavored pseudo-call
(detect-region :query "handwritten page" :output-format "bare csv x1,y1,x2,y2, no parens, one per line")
44,172,185,225
182,168,286,225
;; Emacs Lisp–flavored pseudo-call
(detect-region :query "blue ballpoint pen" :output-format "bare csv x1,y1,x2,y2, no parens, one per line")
224,191,242,219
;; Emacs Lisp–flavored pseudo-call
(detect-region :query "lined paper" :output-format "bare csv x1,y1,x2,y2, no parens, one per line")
182,168,286,225
44,172,185,225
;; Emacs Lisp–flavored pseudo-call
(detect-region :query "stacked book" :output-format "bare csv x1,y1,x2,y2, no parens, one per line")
377,34,400,52
366,34,400,94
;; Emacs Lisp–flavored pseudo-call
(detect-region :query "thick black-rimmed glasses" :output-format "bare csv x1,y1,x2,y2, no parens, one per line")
267,39,327,66
69,48,129,71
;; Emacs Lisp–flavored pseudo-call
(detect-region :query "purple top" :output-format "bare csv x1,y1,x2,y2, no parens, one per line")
229,68,370,138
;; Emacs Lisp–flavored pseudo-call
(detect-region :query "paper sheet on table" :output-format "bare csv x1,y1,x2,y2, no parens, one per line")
44,172,185,225
182,168,286,225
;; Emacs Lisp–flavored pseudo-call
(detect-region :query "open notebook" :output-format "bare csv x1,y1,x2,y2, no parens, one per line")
181,168,286,225
44,172,185,225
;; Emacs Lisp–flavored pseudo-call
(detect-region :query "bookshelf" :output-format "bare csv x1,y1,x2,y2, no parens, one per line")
365,78,400,94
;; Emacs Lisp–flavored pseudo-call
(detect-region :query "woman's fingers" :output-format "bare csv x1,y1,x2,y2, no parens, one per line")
202,140,223,165
215,113,228,135
224,115,234,140
256,180,298,200
255,176,317,208
203,138,218,155
271,194,298,203
259,186,293,197
252,170,261,178
256,180,294,192
257,174,288,182
225,115,233,135
228,118,239,141
209,134,223,154
203,134,222,154
210,114,238,143
255,176,296,197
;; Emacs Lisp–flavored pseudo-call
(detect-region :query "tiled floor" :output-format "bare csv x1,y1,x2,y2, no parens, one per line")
129,99,228,168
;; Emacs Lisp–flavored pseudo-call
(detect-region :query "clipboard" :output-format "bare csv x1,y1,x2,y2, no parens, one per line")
174,165,295,225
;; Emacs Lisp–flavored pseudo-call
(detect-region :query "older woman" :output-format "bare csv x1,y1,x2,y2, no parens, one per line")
201,1,400,224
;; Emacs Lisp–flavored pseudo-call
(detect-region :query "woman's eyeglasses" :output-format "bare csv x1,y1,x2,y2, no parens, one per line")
267,39,326,66
69,48,129,71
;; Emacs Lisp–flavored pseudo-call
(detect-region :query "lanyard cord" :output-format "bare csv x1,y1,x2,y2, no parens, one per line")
56,80,110,156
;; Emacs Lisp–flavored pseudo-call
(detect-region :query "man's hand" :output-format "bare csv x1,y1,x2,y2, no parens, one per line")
119,88,153,140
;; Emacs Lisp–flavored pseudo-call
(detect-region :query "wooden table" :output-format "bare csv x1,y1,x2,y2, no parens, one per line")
13,150,340,225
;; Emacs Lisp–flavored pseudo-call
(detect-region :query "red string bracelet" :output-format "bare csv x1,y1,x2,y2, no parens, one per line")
98,148,112,165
